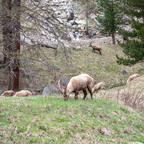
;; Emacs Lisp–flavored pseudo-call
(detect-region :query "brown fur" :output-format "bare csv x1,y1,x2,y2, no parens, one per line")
63,73,93,100
0,90,15,96
126,74,140,84
89,41,102,55
92,82,105,93
14,90,32,97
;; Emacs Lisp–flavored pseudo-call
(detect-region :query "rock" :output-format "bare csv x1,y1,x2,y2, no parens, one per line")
100,127,112,136
0,90,5,95
73,45,82,51
61,12,67,18
66,9,74,22
0,113,4,118
59,75,68,87
42,85,58,96
121,69,129,75
69,20,78,26
93,81,101,86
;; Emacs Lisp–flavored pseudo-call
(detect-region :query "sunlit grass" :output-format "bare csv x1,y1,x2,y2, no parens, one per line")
0,96,143,143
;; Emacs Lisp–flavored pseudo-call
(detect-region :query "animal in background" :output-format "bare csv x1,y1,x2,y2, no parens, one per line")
126,73,140,84
89,41,102,55
92,82,106,93
0,90,15,96
58,73,93,100
14,90,32,97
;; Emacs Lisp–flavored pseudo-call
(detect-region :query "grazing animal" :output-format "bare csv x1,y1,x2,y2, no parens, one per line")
89,41,102,55
126,73,140,84
14,90,32,97
92,82,105,93
58,73,93,100
0,90,15,96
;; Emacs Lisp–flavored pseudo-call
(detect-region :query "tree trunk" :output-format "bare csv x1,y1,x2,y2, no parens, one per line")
85,0,89,35
11,0,21,91
2,0,12,65
2,0,12,90
112,34,116,44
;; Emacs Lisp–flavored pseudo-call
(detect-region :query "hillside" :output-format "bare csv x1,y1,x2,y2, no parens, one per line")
96,75,144,113
0,37,144,92
0,96,143,143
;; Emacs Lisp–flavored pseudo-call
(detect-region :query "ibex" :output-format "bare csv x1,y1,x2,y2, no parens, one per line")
14,90,32,97
89,41,102,55
126,73,140,84
58,73,93,100
1,90,15,96
92,82,106,93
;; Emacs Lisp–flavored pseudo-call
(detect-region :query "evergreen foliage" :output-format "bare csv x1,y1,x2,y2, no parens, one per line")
96,0,123,44
117,0,144,65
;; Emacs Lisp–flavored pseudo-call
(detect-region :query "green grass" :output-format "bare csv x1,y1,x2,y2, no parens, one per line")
0,96,144,143
29,44,144,88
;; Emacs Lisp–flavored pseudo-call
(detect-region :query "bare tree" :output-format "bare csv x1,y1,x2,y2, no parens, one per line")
0,0,69,91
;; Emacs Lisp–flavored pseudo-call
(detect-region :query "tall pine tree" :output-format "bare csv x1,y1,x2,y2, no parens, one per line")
116,0,144,65
96,0,123,44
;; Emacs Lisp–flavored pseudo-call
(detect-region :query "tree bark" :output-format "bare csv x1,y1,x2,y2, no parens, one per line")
2,0,12,65
85,0,89,35
2,0,12,90
112,34,116,44
11,0,21,91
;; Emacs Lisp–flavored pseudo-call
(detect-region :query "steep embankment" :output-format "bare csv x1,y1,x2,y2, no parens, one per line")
96,75,144,112
0,96,143,143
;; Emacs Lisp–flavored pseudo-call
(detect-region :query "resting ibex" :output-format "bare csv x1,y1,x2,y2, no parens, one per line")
1,90,15,96
126,73,140,84
14,90,32,97
92,82,106,93
89,41,102,55
58,73,93,100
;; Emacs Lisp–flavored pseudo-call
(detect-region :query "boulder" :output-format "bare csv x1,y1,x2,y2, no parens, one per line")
67,9,74,22
59,75,68,87
93,81,101,86
42,85,58,96
0,90,5,95
73,45,82,51
121,69,129,75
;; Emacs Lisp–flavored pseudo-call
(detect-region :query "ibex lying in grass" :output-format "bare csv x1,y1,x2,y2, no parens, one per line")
14,90,32,97
89,41,102,55
126,73,140,84
58,73,93,100
1,90,15,96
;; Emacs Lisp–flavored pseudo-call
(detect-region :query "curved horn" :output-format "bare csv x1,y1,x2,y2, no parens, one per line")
58,79,65,94
89,41,93,46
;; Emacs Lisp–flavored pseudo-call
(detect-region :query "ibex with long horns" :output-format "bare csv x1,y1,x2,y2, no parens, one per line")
58,73,93,100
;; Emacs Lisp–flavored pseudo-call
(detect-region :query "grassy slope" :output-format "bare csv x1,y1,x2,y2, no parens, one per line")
0,96,144,143
39,44,144,88
0,43,144,90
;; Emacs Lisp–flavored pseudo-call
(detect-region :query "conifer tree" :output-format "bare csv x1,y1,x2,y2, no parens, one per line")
116,0,144,65
96,0,123,44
